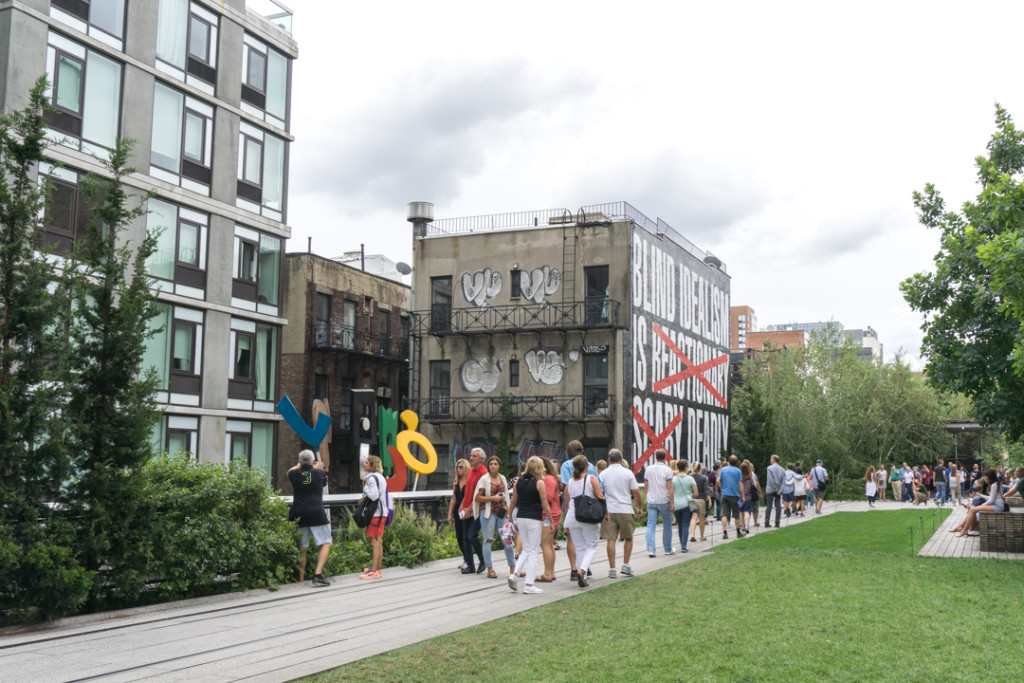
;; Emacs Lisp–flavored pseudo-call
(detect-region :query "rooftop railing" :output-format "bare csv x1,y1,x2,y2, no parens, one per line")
411,299,620,336
424,201,725,273
248,0,293,33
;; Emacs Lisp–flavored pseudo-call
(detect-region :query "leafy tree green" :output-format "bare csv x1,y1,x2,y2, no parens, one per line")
0,76,92,623
732,330,950,494
901,105,1024,441
61,139,163,601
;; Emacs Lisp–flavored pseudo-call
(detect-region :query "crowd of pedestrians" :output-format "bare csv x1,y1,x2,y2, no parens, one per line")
287,443,1020,590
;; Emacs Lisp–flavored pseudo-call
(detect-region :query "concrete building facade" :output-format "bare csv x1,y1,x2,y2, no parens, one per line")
277,252,412,492
410,202,731,475
0,0,296,476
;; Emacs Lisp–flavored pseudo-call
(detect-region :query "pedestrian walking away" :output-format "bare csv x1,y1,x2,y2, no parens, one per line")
644,448,675,555
764,455,784,527
811,459,828,513
563,455,605,587
600,449,642,578
507,456,552,594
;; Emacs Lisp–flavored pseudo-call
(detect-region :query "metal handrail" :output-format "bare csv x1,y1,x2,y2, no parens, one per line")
411,299,620,336
423,201,725,273
408,394,616,423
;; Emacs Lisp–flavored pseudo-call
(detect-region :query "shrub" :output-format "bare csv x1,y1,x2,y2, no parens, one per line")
322,503,462,577
96,455,297,606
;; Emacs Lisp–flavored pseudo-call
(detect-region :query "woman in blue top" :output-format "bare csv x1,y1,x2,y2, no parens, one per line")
671,460,697,552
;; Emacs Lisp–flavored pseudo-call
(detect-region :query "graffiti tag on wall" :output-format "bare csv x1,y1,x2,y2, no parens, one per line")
461,269,502,308
459,354,507,393
520,266,560,305
524,348,566,385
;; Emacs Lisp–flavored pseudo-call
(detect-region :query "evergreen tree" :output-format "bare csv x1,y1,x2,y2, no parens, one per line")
0,77,91,623
62,139,162,602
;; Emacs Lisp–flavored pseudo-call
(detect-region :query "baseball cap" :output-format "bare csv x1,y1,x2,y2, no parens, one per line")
816,459,823,464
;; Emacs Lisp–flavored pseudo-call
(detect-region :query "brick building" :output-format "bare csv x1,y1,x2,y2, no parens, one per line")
277,252,411,492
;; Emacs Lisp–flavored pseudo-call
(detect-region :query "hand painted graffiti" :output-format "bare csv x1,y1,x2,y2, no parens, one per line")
520,266,560,305
460,354,507,393
461,268,502,308
524,349,566,385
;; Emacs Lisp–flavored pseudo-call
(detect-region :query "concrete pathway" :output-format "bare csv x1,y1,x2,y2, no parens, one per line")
0,499,904,682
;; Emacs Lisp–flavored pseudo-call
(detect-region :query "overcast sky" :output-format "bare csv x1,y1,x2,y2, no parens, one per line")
284,1,1024,369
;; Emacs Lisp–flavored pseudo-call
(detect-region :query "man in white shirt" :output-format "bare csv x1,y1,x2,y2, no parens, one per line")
600,449,642,578
644,449,675,557
811,459,829,513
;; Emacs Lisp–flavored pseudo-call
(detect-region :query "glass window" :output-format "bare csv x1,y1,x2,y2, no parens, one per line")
183,111,205,161
239,240,257,282
167,430,189,454
246,49,266,92
81,49,121,148
145,198,207,287
172,322,194,372
583,353,609,416
266,49,288,120
178,221,199,266
254,323,277,400
45,180,77,234
156,0,218,85
257,234,280,304
342,300,356,349
243,137,262,184
231,433,250,463
151,83,184,171
235,334,253,379
509,360,519,387
431,277,452,331
585,265,610,325
315,293,330,344
429,360,450,415
250,422,274,475
510,269,522,298
314,373,329,400
188,14,210,62
141,303,173,390
55,54,83,112
262,135,285,212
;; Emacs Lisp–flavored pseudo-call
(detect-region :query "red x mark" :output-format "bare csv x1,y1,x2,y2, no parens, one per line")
651,323,729,408
630,405,681,474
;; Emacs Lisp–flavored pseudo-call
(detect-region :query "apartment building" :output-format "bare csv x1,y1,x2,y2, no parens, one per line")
0,0,296,477
409,202,731,474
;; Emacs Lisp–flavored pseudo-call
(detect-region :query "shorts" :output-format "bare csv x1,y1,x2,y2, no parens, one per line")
782,492,794,502
600,512,635,541
695,498,707,517
365,516,386,539
795,495,807,502
300,523,332,548
740,500,753,513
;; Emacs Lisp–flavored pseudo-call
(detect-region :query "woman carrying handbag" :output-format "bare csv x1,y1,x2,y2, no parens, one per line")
562,454,605,588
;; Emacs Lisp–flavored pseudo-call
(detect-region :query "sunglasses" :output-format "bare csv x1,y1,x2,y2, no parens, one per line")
457,466,464,470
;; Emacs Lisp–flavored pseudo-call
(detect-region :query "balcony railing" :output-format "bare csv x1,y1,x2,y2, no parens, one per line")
408,394,615,424
313,322,409,362
412,299,620,336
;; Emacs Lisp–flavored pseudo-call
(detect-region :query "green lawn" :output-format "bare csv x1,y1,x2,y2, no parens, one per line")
305,510,1023,682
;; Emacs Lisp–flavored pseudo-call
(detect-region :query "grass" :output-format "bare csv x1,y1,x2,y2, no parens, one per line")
304,509,1024,682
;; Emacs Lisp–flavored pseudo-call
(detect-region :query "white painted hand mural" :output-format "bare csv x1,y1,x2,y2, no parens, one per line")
524,349,566,385
520,266,561,305
460,354,507,393
461,269,502,308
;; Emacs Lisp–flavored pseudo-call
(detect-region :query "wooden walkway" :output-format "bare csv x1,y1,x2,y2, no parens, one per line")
918,506,1024,560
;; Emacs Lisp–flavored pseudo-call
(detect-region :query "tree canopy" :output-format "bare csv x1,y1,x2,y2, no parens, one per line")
901,105,1024,441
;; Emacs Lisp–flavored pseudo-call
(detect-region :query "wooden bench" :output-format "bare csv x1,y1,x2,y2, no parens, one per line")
978,510,1024,553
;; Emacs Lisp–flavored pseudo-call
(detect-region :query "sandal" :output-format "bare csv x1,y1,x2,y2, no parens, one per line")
535,576,556,583
486,568,497,579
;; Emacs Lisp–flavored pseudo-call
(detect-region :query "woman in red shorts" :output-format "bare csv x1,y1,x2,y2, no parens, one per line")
359,455,391,579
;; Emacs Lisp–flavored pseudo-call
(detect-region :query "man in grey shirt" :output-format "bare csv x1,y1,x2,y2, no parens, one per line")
763,454,785,528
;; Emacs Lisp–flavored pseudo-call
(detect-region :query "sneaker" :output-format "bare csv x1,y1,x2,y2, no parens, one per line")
785,509,791,517
680,548,688,553
648,552,656,558
358,570,381,580
608,568,617,579
523,584,544,594
620,564,635,576
967,530,979,536
569,569,579,582
507,574,517,592
312,574,331,587
722,531,728,539
587,568,592,577
666,549,676,555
